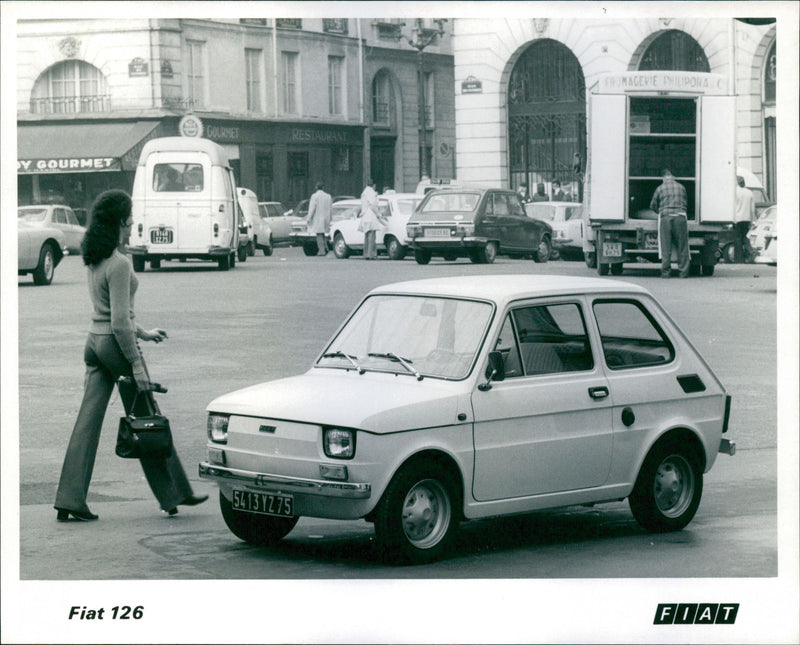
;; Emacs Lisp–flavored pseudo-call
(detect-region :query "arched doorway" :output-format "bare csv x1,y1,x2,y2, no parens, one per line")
638,30,710,72
507,39,586,202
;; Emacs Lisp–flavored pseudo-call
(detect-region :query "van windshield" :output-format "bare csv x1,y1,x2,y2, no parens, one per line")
153,163,204,192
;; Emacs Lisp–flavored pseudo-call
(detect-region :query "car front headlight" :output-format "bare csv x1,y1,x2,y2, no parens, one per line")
207,413,230,444
323,427,356,459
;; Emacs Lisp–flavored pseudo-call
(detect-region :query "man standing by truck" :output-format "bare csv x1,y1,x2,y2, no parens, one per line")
650,168,689,278
734,175,756,262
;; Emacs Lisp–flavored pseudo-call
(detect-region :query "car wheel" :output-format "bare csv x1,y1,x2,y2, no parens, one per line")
386,236,406,261
442,252,458,262
218,254,231,271
219,491,298,546
701,264,715,276
375,462,459,565
597,263,610,276
414,248,432,265
468,249,483,264
150,259,161,270
230,252,236,268
585,251,597,269
237,245,248,262
533,235,551,263
689,263,702,277
333,233,351,259
722,243,735,264
247,240,255,257
629,440,703,533
132,255,146,273
302,241,319,257
263,236,273,256
32,243,56,286
610,263,624,276
481,242,497,264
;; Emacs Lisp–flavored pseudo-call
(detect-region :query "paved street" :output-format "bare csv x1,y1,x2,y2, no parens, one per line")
13,248,780,581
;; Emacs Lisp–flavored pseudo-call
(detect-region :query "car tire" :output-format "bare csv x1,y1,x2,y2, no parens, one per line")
533,235,551,263
701,264,715,277
263,236,273,256
218,254,231,271
333,233,351,259
722,243,735,264
610,263,624,276
386,236,406,261
32,243,56,286
629,439,703,533
414,248,432,265
247,240,255,257
585,251,597,269
150,259,161,270
468,249,483,264
597,263,610,276
219,491,298,546
481,242,497,264
302,242,319,257
237,245,248,262
374,462,459,565
132,255,146,273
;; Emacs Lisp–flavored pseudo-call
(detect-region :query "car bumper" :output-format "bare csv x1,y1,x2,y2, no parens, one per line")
410,236,488,250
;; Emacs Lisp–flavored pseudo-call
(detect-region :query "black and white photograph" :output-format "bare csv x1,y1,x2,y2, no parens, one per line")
1,2,798,643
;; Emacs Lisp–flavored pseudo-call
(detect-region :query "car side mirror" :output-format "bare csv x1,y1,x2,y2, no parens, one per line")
479,351,506,391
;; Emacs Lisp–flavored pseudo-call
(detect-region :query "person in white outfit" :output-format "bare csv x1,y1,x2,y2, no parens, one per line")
306,182,333,255
359,179,383,259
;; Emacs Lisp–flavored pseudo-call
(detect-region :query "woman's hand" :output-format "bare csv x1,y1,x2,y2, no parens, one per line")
131,364,151,391
140,328,168,344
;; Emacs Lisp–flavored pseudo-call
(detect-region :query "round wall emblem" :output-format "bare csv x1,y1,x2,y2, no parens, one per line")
58,37,81,58
179,114,204,138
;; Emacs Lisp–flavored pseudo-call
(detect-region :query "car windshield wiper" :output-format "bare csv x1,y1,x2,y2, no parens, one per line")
321,351,363,373
367,352,423,381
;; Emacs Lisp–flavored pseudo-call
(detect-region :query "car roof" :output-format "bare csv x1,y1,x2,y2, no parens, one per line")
369,274,649,302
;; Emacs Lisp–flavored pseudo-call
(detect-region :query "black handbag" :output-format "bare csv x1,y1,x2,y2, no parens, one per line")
116,389,173,459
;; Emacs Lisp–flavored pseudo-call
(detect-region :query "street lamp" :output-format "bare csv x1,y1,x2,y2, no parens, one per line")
408,18,447,180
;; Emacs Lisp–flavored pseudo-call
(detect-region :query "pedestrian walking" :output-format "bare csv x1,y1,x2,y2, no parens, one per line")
359,179,384,259
552,180,566,201
650,168,690,278
734,175,756,263
307,182,333,255
54,189,207,522
531,183,549,202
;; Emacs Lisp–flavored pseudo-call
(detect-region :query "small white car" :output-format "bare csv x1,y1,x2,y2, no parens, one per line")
290,200,362,256
524,201,586,257
329,192,423,260
237,188,273,257
257,201,297,246
200,275,734,564
17,204,85,254
748,205,777,266
17,220,68,285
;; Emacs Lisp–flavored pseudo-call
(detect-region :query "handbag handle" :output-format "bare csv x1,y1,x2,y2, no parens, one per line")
117,376,168,418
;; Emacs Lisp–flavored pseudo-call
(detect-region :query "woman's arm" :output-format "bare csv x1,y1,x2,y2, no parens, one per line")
108,259,149,388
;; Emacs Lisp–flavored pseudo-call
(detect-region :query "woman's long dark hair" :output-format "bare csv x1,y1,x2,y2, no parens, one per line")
81,190,132,266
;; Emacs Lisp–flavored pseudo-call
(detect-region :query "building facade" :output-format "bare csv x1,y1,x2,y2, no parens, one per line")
452,17,777,204
16,18,454,213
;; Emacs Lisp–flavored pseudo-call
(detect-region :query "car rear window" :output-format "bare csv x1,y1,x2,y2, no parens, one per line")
18,207,48,222
421,192,480,213
153,163,204,192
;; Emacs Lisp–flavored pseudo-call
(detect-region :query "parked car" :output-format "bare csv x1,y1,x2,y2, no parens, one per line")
237,188,272,257
406,188,553,264
524,201,586,258
290,199,362,256
199,274,735,564
748,205,777,266
257,201,296,246
17,204,85,254
329,191,424,260
17,220,67,285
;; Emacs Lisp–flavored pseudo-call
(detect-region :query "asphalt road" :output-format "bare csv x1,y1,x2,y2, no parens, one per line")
13,247,779,577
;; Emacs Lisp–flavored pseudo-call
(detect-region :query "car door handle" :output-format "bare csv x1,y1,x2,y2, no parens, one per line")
588,386,609,400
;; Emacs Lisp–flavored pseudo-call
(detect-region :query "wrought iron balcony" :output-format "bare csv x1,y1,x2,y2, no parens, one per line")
30,95,111,114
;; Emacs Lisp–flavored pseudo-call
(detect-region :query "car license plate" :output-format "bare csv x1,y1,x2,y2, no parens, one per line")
603,242,622,257
150,229,173,244
644,233,658,249
425,227,451,237
231,488,293,517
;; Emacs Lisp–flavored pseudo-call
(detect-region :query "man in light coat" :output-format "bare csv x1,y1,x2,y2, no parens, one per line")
307,182,332,255
359,179,383,259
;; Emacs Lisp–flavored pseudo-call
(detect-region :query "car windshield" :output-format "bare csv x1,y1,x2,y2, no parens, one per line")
421,192,480,214
332,205,361,221
318,294,493,379
527,204,556,221
396,198,423,216
18,207,48,222
759,206,776,223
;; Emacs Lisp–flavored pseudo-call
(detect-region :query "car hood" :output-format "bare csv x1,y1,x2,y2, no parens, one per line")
207,369,466,433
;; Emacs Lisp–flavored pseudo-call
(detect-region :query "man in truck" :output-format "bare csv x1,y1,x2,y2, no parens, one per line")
650,168,689,279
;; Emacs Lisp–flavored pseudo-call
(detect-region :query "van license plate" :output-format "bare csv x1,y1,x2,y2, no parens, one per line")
231,488,293,517
150,229,173,244
603,242,622,257
644,234,659,249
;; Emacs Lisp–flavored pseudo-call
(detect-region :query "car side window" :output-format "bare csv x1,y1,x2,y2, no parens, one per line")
54,208,67,224
493,314,523,378
592,299,675,369
566,206,583,221
66,210,79,225
493,194,509,216
509,195,525,217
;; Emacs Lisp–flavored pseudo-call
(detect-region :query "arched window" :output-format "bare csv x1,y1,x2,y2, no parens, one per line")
372,71,392,127
638,30,710,72
30,60,109,114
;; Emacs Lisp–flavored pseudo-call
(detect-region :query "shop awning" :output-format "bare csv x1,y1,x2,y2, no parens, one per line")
17,120,162,174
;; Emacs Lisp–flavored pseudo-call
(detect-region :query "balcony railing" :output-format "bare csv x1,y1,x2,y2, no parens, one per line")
30,95,111,115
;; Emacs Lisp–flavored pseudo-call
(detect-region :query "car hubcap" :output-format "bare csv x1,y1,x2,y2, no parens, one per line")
653,455,694,517
401,479,450,549
539,240,549,258
44,252,54,278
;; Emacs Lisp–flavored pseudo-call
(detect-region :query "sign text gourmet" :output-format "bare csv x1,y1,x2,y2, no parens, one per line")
17,157,120,174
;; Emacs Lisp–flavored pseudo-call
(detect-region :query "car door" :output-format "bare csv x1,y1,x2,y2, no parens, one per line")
64,208,84,251
505,193,532,251
471,298,613,501
264,203,291,242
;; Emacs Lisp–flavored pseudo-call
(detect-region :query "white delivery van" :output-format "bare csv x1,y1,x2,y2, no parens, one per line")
237,187,273,257
129,137,240,271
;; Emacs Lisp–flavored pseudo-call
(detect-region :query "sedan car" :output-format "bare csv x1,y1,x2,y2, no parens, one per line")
290,200,362,256
524,201,586,258
17,204,85,254
18,220,67,285
748,205,777,265
329,192,423,260
258,201,298,246
406,188,553,264
199,275,734,564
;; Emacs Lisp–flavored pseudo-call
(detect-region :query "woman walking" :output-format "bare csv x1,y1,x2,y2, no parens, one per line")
54,189,207,521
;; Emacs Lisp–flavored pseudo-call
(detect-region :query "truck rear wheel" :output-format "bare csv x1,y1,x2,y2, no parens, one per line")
598,263,610,276
132,256,146,273
218,254,231,271
701,264,715,276
610,263,624,276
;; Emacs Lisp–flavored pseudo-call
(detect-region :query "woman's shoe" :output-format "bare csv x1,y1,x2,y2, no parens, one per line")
166,507,178,516
180,494,209,507
56,507,98,522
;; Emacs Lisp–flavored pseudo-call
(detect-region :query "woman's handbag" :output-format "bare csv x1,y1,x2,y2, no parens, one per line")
116,387,173,459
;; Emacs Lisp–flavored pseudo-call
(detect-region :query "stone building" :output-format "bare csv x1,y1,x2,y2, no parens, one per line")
16,17,454,212
452,17,777,203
